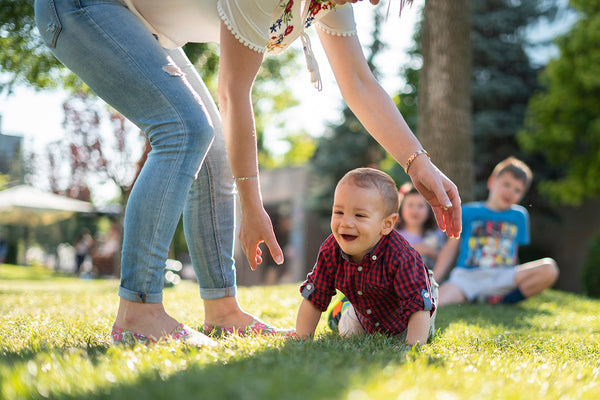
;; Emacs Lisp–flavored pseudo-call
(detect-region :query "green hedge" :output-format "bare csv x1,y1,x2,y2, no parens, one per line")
582,230,600,298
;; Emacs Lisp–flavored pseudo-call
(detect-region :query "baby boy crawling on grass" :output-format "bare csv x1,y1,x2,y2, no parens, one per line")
295,168,437,346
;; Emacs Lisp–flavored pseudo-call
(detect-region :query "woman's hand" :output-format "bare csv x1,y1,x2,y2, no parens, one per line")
238,203,284,271
408,154,462,239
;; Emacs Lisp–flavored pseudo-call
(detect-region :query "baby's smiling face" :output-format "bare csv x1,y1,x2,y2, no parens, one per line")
330,181,396,263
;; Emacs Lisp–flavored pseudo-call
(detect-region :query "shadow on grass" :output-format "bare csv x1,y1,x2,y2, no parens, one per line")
432,290,597,335
37,334,430,400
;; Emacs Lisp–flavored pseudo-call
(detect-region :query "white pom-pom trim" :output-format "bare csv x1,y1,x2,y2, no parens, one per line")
315,24,357,38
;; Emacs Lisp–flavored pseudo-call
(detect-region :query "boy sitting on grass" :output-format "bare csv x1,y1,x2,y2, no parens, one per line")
433,157,559,306
295,168,437,346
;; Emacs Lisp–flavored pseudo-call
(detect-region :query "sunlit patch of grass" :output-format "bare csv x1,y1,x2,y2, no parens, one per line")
1,265,599,399
0,264,59,280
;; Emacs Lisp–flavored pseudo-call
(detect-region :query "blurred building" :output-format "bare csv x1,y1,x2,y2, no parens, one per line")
0,116,24,175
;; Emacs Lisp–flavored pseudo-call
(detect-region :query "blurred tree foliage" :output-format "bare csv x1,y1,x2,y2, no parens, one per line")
0,173,9,189
0,1,306,168
471,0,557,199
518,0,600,206
0,1,65,92
264,131,317,169
582,229,600,298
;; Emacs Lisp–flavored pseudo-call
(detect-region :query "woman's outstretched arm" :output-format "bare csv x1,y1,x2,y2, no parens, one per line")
318,30,461,238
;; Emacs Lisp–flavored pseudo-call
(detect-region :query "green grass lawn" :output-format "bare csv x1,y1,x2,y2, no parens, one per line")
1,264,599,400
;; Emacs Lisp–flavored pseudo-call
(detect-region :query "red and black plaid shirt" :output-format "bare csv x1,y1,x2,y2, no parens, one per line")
300,230,435,336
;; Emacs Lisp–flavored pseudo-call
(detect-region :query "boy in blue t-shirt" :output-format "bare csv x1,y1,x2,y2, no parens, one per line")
433,157,559,306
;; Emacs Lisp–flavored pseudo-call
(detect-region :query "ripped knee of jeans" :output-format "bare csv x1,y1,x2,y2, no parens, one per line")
162,58,184,77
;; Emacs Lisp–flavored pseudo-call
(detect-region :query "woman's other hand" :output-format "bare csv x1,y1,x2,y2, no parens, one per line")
238,204,284,271
408,154,462,239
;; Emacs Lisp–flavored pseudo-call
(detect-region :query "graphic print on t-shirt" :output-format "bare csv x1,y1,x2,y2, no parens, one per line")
464,220,518,269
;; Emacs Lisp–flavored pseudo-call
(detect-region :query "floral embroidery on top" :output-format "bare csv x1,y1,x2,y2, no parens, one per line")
306,0,334,29
283,0,295,23
266,0,336,53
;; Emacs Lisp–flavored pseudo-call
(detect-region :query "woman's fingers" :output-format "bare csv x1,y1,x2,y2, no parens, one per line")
432,202,461,239
244,238,283,271
265,234,284,266
447,185,462,238
411,162,462,238
244,240,259,271
239,211,283,271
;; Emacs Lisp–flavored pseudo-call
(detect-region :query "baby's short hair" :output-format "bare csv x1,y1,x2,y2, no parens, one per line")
338,168,400,216
491,157,533,189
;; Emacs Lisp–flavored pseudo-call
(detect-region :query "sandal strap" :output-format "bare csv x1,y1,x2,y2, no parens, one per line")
203,318,295,337
112,323,216,347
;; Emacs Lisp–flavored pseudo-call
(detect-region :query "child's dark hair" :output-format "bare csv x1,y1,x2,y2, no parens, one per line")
396,183,437,232
338,168,399,216
491,157,533,190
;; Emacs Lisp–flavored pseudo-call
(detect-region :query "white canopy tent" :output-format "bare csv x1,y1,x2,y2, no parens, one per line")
0,185,94,226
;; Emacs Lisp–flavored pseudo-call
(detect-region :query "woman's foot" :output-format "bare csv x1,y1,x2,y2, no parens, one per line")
113,298,216,346
112,323,217,347
203,317,295,336
203,296,294,336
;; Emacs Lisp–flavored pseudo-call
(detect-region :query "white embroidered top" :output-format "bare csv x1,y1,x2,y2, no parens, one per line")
121,0,357,88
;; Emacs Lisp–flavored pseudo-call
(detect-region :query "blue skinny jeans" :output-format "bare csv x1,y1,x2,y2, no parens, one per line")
35,0,238,302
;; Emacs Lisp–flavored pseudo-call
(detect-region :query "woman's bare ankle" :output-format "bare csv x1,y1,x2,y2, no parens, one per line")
203,297,254,328
114,298,179,338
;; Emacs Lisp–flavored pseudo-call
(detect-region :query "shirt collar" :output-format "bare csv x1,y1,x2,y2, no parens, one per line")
339,234,390,264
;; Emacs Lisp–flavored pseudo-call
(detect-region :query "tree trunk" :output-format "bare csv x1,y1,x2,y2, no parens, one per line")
418,0,474,202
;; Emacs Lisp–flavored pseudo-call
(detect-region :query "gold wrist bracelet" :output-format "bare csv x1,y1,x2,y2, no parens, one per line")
405,149,430,174
233,175,258,182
